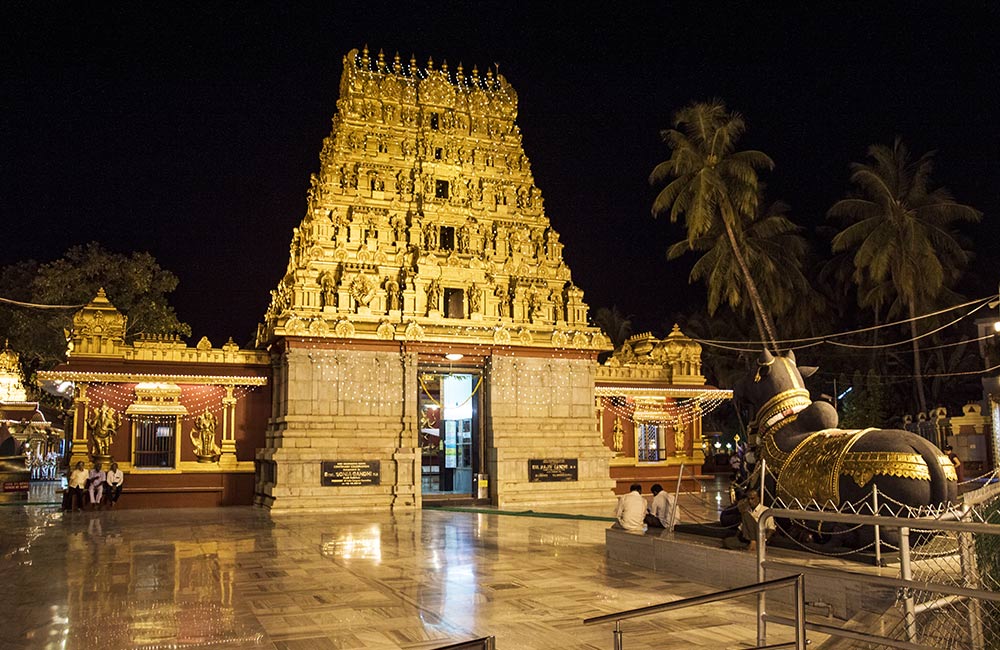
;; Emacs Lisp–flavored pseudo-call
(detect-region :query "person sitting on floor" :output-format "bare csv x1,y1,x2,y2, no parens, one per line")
613,483,647,532
723,489,775,551
644,483,678,531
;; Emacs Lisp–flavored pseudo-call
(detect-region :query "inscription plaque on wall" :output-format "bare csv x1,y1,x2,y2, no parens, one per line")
528,458,578,482
321,460,380,487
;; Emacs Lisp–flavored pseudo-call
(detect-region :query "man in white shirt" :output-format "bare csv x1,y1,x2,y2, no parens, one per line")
106,462,124,507
87,462,107,508
644,483,678,531
67,461,88,511
613,483,647,532
723,489,775,550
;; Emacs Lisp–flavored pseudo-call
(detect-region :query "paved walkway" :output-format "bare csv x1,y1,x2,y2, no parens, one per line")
1,492,785,650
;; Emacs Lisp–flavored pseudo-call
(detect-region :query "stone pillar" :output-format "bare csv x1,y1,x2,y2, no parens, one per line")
393,351,421,509
218,385,238,469
70,384,90,467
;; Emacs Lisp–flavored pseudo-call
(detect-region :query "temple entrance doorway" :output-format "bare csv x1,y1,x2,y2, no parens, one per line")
418,368,485,501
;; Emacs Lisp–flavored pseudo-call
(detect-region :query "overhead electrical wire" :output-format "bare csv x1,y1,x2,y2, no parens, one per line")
691,294,997,348
0,296,89,310
690,294,999,354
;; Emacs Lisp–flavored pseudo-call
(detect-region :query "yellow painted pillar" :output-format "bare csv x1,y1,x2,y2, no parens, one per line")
218,385,238,468
70,384,90,467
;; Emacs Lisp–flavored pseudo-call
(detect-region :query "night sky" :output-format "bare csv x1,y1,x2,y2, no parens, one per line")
5,2,999,347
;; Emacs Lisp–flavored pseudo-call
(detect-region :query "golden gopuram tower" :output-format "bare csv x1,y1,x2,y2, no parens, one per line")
255,47,614,512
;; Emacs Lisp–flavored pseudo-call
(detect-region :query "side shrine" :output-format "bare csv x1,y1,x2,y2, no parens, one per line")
253,47,615,512
38,290,271,508
596,329,732,494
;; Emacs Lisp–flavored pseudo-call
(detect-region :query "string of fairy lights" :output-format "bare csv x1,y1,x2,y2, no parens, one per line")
81,383,261,422
596,387,732,428
287,333,730,426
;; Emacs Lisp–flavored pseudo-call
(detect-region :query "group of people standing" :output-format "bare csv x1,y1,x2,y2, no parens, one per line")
65,460,123,511
613,483,679,533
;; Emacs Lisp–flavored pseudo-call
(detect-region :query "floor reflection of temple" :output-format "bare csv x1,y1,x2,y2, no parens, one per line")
3,489,775,650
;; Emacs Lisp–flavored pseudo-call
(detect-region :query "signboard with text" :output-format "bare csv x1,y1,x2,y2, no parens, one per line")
3,481,29,493
321,460,381,487
528,458,578,482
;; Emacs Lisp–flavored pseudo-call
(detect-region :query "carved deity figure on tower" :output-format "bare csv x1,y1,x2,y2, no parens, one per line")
495,285,509,318
423,223,439,250
319,271,337,309
88,401,120,459
385,277,401,311
350,275,376,307
527,290,543,321
426,280,442,312
190,408,220,462
467,283,482,313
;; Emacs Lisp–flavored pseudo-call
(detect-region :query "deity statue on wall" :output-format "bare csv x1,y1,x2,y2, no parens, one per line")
426,280,442,312
527,290,542,321
190,408,220,462
319,271,337,309
612,417,624,453
673,417,686,456
467,283,481,313
385,277,401,311
457,225,470,253
392,216,407,244
345,165,358,189
495,285,509,318
350,275,376,307
552,287,566,321
423,223,438,250
88,401,120,459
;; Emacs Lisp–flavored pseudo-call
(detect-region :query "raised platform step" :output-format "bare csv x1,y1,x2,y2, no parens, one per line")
606,527,897,622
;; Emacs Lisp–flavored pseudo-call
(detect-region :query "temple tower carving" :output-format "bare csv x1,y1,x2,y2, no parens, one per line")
257,47,606,347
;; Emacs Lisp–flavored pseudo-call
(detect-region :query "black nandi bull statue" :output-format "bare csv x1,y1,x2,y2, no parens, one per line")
735,350,958,528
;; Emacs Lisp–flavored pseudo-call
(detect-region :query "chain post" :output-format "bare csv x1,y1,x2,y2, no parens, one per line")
899,526,918,643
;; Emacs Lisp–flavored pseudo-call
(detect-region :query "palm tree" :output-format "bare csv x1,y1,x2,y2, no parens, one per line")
828,138,981,414
668,197,822,338
649,100,778,349
593,306,633,350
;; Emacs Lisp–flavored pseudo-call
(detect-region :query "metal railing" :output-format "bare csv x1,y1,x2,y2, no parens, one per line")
756,508,1000,650
584,574,807,650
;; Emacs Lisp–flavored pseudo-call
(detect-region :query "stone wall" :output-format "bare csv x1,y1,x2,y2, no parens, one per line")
487,355,615,509
256,344,615,512
255,346,419,512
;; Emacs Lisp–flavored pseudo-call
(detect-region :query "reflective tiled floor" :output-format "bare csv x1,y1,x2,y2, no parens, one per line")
3,484,769,650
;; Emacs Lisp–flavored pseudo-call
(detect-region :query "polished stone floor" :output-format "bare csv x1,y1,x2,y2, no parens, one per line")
0,495,788,650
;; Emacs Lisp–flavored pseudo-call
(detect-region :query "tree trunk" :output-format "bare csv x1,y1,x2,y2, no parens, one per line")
909,302,928,416
721,209,778,350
